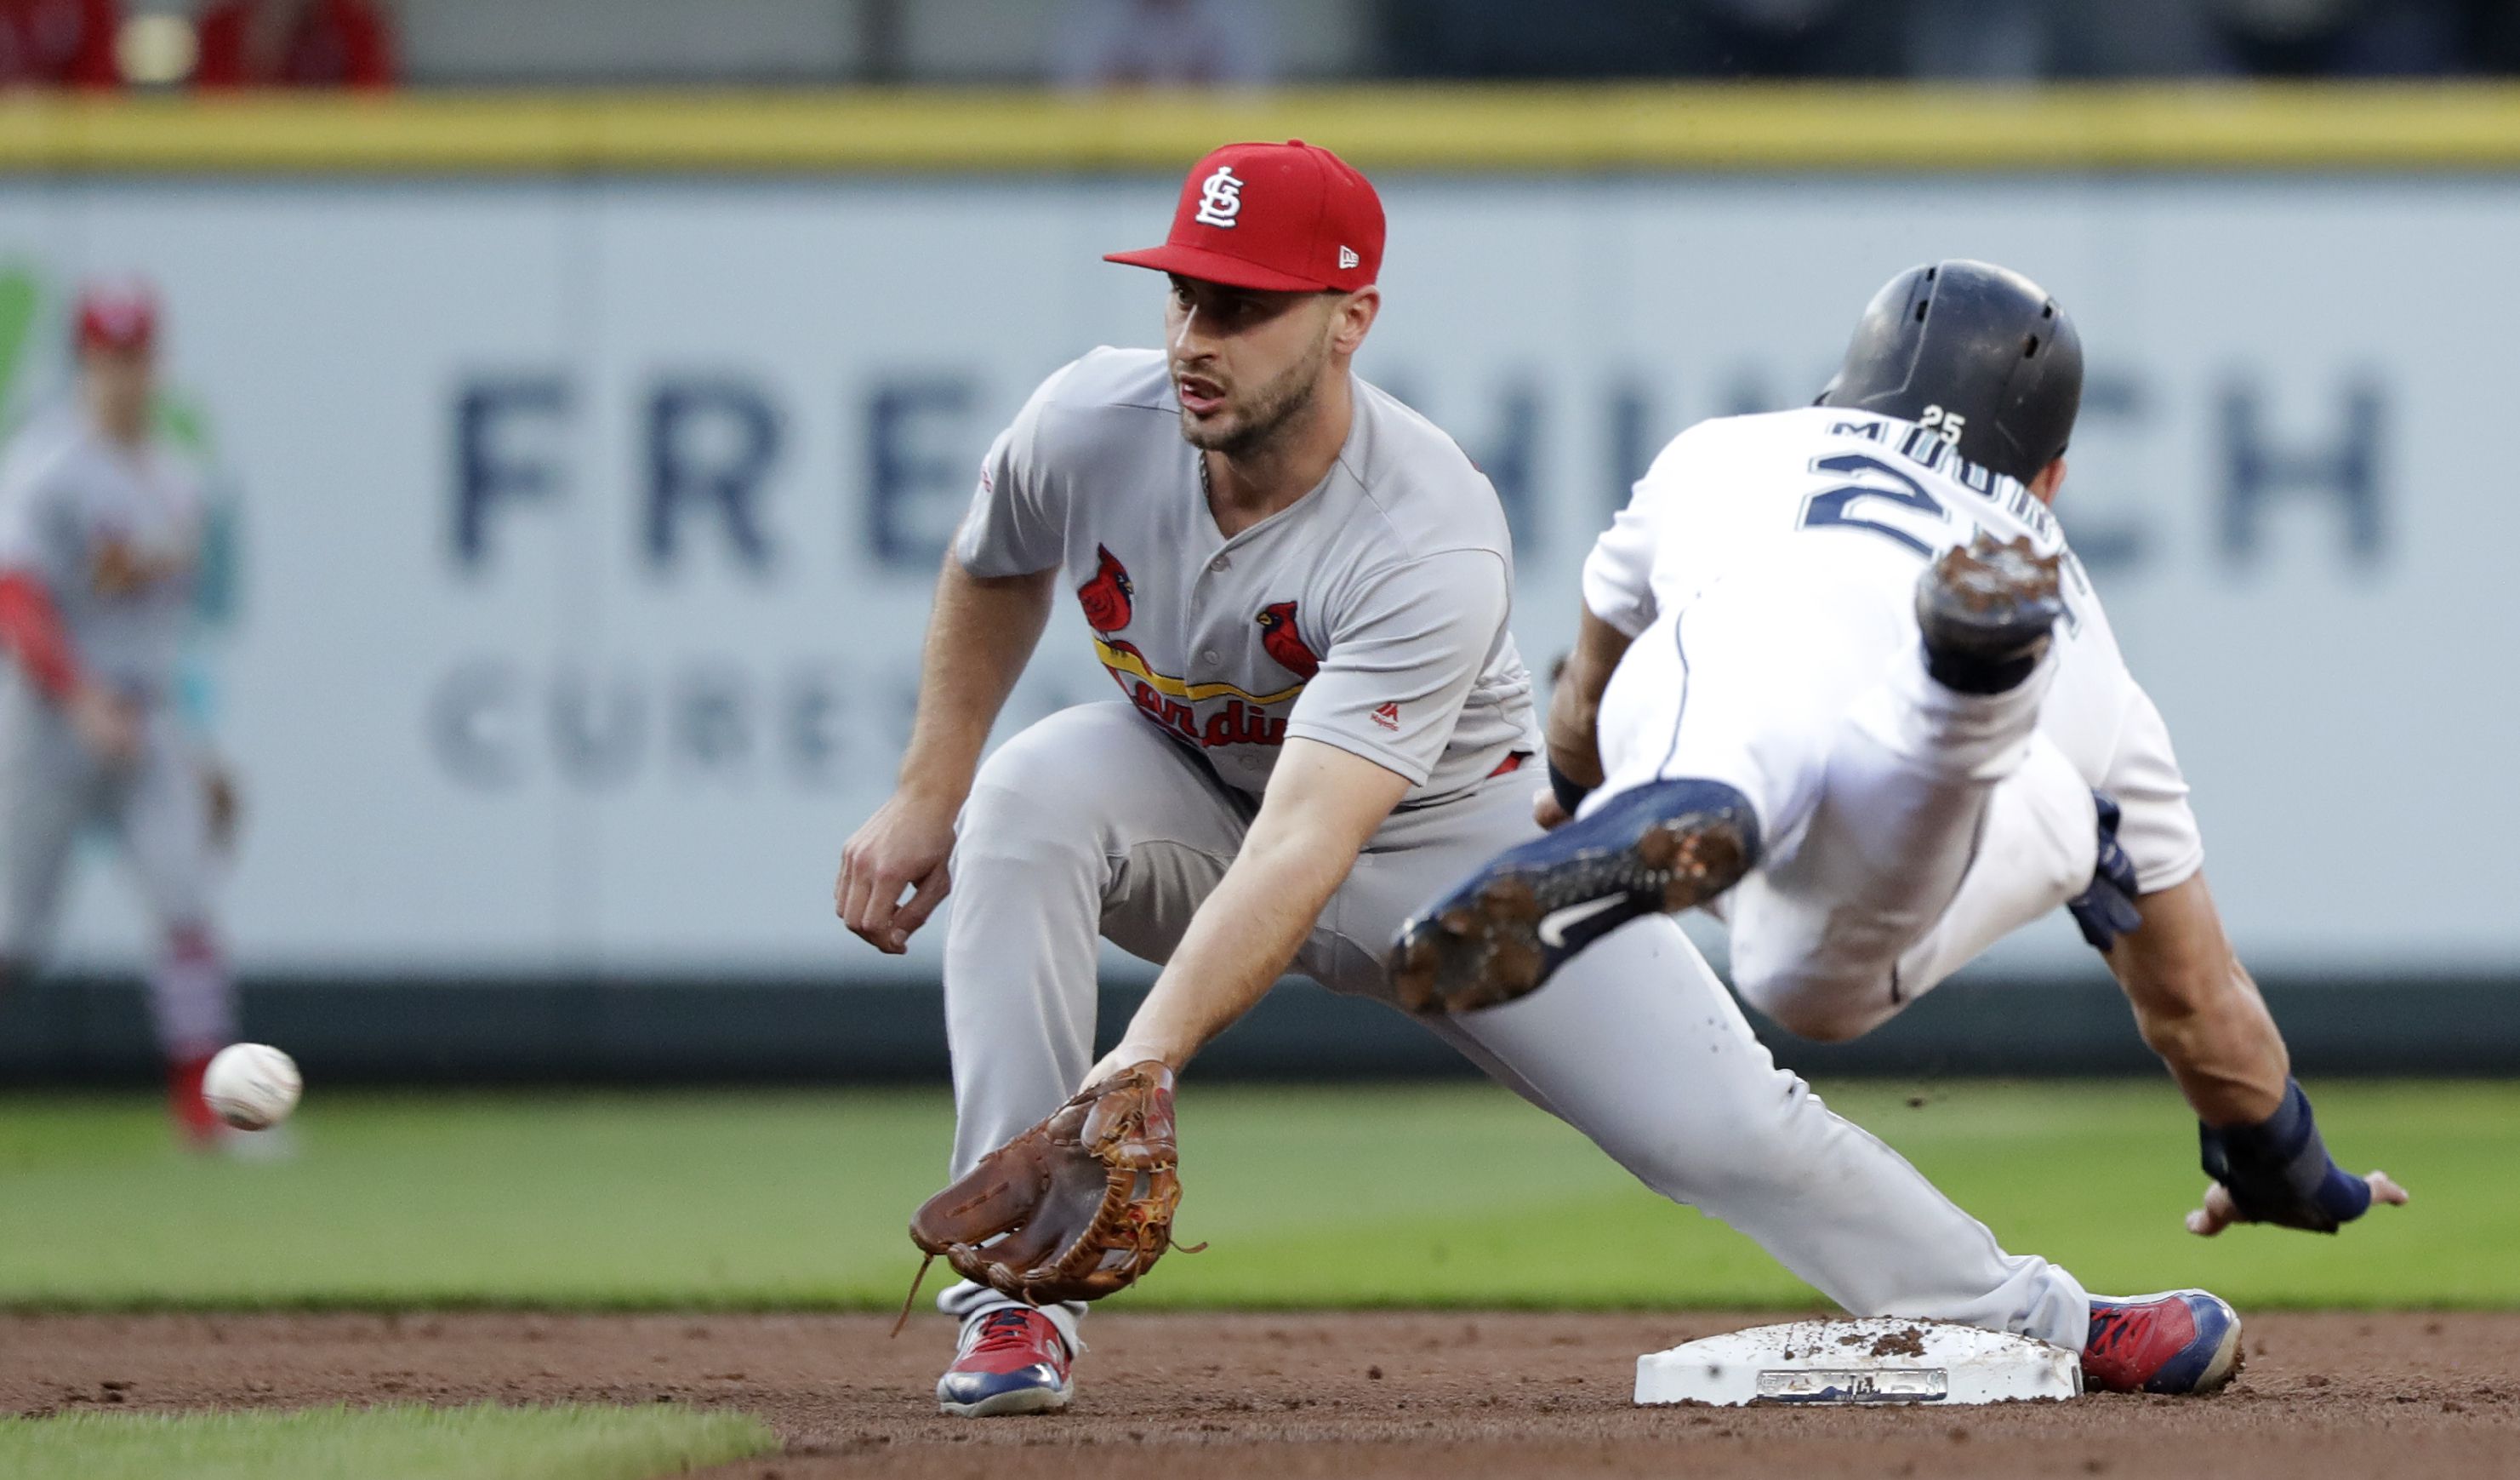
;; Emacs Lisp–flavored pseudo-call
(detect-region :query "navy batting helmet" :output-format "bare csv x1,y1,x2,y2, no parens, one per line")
1817,260,2082,485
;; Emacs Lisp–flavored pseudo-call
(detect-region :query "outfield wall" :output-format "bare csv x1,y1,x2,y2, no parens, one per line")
0,89,2509,1075
6,973,2517,1084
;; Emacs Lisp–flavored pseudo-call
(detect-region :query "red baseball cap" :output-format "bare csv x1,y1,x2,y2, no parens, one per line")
1106,140,1383,294
74,281,158,353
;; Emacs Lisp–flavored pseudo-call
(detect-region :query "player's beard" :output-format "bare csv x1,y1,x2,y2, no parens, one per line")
1179,330,1332,459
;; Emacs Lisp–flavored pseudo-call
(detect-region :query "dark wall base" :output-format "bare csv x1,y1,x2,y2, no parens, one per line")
2,972,2513,1086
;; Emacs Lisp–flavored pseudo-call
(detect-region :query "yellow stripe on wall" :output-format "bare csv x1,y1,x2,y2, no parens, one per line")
1,84,2517,174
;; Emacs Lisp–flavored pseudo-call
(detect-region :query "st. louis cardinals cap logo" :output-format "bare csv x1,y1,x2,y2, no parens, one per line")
1105,140,1383,294
1193,166,1246,230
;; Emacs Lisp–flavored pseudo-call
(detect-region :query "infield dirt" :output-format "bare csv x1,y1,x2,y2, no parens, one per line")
5,1311,2513,1478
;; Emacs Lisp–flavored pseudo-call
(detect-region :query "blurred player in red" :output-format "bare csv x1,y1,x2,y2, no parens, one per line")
195,0,394,89
0,283,241,1148
0,0,121,89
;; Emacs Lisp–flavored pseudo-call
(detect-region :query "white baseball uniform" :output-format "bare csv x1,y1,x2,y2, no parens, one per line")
0,403,232,1059
932,348,2090,1353
1580,405,2203,1041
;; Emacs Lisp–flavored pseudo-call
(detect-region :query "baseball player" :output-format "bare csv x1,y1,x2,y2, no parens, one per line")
0,283,240,1148
1399,260,2406,1275
840,150,2238,1417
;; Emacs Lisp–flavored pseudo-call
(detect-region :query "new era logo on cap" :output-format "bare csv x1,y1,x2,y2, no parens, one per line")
1104,140,1385,294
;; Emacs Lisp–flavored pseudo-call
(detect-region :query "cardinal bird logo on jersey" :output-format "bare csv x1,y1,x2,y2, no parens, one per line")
1077,545,1135,632
1254,600,1321,681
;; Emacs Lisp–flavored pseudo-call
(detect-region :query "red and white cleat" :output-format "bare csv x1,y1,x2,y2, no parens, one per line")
168,1054,225,1151
936,1307,1075,1418
2083,1290,2243,1395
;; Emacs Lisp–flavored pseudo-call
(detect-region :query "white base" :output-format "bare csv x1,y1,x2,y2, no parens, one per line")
1634,1317,2082,1407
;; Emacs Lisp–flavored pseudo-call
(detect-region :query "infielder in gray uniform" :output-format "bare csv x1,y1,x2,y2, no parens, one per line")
838,142,2147,1419
0,283,238,1147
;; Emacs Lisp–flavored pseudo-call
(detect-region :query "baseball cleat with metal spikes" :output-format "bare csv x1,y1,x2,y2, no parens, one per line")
1915,532,2066,695
1390,777,1759,1014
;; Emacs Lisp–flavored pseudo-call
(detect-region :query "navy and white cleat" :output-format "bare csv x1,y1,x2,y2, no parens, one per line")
2082,1290,2244,1395
1915,532,2066,694
1390,778,1759,1014
936,1307,1075,1418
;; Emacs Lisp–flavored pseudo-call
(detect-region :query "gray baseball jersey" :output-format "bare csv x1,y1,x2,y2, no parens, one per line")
0,406,205,700
956,347,1538,801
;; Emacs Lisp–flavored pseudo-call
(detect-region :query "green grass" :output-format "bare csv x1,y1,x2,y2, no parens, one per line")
0,1403,775,1480
0,1081,2501,1311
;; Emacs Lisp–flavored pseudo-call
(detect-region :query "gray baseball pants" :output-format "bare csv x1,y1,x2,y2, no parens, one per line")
0,680,233,1058
933,700,2089,1354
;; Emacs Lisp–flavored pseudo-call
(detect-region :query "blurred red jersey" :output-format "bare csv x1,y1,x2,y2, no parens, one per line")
0,0,120,89
196,0,394,89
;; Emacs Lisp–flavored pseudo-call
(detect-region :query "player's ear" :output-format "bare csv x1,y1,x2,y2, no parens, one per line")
2031,456,2067,506
1330,287,1380,357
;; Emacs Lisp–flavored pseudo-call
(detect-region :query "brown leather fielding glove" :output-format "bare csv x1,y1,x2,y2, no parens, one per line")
902,1062,1198,1316
202,757,242,855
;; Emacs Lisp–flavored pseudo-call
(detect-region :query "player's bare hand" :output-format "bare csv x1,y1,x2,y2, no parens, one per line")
2185,1169,2408,1237
835,789,959,955
66,684,142,768
1533,789,1571,831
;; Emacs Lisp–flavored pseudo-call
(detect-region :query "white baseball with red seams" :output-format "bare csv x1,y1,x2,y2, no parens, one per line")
202,1043,300,1131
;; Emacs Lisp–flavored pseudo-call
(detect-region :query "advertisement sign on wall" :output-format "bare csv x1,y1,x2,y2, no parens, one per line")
0,175,2500,980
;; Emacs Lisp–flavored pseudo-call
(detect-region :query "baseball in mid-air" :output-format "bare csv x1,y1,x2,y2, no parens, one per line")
202,1043,301,1131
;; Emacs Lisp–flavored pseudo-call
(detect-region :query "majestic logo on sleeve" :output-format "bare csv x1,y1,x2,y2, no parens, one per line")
1254,600,1320,680
1194,166,1246,230
1077,545,1135,632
